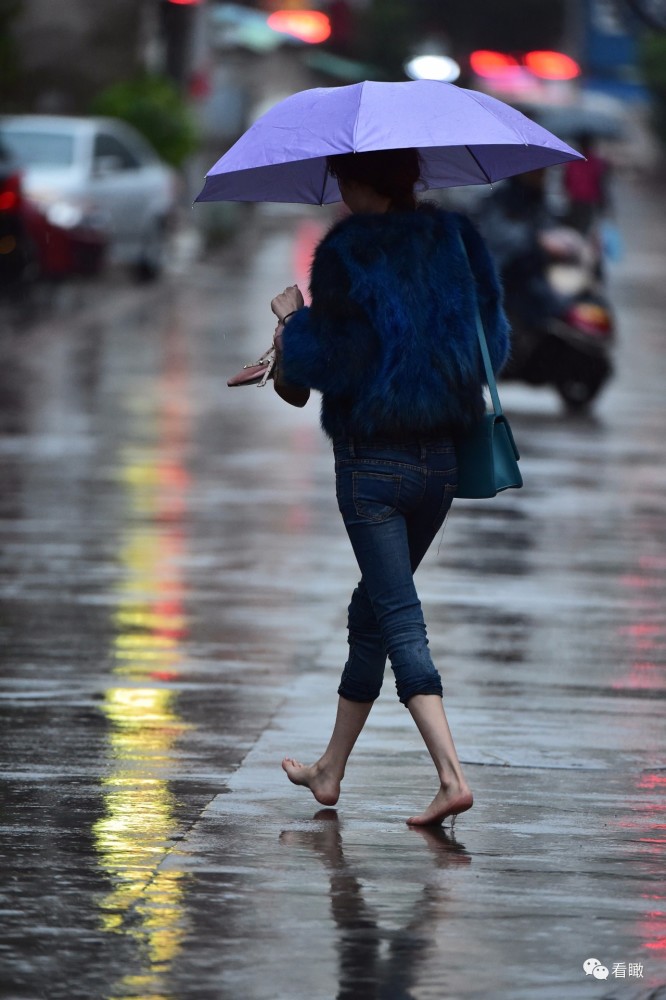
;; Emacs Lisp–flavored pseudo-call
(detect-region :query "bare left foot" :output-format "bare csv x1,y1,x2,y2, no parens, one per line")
406,784,474,827
281,757,341,806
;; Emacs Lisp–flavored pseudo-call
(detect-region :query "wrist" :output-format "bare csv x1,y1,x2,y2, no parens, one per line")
281,309,298,323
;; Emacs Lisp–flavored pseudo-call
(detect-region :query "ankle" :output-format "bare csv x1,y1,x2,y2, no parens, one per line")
318,755,345,782
439,769,468,793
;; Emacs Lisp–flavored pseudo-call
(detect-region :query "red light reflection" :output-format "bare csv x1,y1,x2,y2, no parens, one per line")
267,10,331,44
524,50,580,80
470,50,520,79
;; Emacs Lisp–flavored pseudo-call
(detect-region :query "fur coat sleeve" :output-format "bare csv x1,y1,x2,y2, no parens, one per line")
281,204,509,439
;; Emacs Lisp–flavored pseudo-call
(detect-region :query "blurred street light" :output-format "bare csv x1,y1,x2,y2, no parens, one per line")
405,54,461,83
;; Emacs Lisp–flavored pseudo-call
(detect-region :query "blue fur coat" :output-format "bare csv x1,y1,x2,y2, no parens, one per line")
281,203,509,440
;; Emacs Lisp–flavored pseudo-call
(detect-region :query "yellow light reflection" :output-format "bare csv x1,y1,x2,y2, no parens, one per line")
93,685,190,995
93,688,184,948
94,318,193,1000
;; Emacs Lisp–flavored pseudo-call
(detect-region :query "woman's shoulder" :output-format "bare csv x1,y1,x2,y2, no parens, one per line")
416,200,460,225
320,210,392,245
320,202,465,251
419,203,480,236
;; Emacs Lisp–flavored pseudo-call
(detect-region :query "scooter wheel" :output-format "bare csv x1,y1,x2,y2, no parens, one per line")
555,374,605,412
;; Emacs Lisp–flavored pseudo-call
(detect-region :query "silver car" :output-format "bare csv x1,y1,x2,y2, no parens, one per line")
0,114,179,280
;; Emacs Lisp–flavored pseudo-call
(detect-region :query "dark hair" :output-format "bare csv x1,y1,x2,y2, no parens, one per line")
327,148,421,211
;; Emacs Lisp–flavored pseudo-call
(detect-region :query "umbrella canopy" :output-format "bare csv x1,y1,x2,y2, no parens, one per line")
196,80,583,205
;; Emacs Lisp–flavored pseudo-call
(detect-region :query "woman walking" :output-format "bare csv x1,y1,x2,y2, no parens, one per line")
270,148,509,826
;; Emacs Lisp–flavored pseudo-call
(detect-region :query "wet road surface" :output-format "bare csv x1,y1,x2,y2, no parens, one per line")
1,179,665,999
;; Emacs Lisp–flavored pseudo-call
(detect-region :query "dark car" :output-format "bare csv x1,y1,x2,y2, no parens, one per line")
0,141,36,294
1,139,107,289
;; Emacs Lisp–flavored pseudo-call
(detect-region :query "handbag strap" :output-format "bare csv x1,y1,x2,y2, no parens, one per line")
457,233,503,418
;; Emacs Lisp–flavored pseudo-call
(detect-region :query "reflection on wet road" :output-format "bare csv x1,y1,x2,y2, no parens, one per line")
93,312,193,998
1,187,665,999
280,810,472,999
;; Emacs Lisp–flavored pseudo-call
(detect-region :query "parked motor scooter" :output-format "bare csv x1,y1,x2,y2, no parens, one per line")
476,171,615,412
499,225,614,411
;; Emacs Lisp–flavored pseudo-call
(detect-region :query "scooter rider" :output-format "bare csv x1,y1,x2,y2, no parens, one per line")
477,169,561,329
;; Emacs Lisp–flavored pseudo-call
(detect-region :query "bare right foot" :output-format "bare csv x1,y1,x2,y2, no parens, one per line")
281,757,341,807
406,783,473,827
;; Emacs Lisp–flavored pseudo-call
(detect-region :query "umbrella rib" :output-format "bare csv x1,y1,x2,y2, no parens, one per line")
352,80,366,152
464,146,492,185
320,81,365,204
318,160,328,206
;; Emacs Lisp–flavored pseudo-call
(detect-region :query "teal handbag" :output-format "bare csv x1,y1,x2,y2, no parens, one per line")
455,239,523,500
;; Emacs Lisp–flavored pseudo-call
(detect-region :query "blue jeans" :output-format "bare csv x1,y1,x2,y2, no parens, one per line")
334,436,457,706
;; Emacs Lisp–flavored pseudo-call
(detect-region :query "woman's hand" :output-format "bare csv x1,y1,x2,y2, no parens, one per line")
271,285,304,322
271,319,310,408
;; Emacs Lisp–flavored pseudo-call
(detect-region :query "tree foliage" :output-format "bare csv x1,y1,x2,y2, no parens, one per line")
89,74,199,168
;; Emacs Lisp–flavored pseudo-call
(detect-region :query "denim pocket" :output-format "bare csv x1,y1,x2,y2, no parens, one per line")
352,471,401,522
435,482,457,524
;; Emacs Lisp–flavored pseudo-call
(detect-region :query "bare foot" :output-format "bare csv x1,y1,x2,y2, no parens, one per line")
281,757,341,806
406,784,473,827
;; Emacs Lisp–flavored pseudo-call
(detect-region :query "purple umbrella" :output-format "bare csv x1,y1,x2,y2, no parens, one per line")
196,80,583,205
